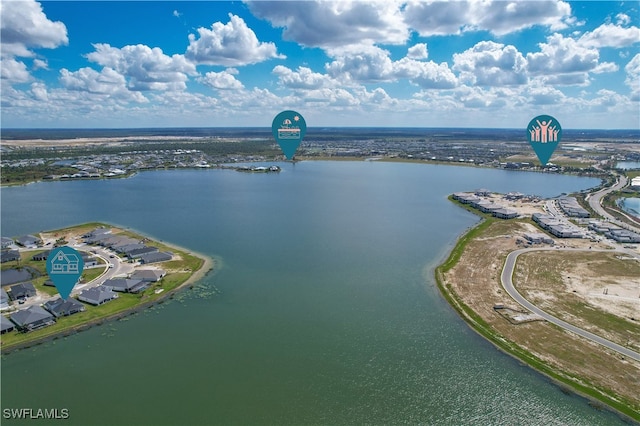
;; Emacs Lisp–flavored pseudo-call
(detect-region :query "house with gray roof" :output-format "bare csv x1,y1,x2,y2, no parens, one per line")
139,252,172,264
1,289,10,310
103,278,147,293
84,233,111,245
111,239,142,251
43,297,86,318
0,250,21,263
32,250,51,261
82,254,99,268
83,228,111,239
116,243,145,254
0,268,32,286
16,235,41,248
130,269,166,282
1,237,14,249
78,285,118,306
8,282,37,300
10,306,55,332
127,246,159,259
1,315,15,334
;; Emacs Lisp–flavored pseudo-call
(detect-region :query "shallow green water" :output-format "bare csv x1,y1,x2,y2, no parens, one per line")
1,161,625,425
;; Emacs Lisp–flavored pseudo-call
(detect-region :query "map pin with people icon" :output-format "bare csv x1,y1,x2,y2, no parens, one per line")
526,115,562,166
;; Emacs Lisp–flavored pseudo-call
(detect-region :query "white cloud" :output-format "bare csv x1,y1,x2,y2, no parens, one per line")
0,0,68,58
86,43,196,91
60,67,148,103
185,14,284,66
527,34,609,85
403,0,573,36
32,58,48,70
407,43,428,60
616,13,631,26
526,85,566,105
394,58,458,89
246,0,409,48
273,65,335,90
173,10,181,18
325,45,394,82
578,23,640,48
0,58,31,83
625,54,640,101
198,69,244,90
453,41,527,86
325,45,457,89
30,82,48,101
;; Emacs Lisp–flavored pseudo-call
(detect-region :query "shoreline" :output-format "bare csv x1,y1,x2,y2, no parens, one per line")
433,211,639,424
0,223,215,355
0,156,610,188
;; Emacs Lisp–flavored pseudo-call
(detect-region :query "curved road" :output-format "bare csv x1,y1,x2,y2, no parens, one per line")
500,246,640,363
587,174,640,234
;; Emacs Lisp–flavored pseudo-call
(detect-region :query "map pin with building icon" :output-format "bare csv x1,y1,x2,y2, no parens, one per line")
46,246,84,300
272,110,306,160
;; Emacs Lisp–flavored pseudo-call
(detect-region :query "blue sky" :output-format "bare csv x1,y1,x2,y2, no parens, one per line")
1,1,639,129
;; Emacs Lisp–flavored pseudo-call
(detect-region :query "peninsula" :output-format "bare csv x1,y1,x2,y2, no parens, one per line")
435,182,640,422
0,223,213,353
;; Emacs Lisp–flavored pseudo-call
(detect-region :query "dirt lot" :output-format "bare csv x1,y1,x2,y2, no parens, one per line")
442,217,640,416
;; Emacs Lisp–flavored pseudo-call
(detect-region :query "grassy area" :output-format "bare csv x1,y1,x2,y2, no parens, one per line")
434,212,640,422
1,222,210,353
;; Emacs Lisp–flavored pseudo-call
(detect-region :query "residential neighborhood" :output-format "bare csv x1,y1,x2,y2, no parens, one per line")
0,227,170,337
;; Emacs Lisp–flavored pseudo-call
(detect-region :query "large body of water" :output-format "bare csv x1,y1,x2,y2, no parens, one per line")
1,161,623,425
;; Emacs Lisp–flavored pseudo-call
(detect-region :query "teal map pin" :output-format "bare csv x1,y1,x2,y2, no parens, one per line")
526,114,562,166
272,110,306,160
46,246,84,300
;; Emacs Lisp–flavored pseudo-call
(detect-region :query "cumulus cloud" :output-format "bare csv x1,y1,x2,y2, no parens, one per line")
246,0,409,48
453,41,527,86
325,45,457,89
578,23,640,48
526,85,567,105
185,14,284,66
86,43,196,91
30,82,48,101
625,54,640,101
198,69,244,90
404,0,573,36
273,65,335,90
407,43,428,60
526,34,616,85
60,67,148,102
616,13,631,26
0,0,68,58
1,57,31,83
32,58,49,70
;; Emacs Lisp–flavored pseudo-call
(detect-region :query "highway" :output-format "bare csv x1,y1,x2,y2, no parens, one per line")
500,246,640,363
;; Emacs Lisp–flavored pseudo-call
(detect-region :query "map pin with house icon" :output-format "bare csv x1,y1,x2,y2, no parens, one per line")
46,246,84,300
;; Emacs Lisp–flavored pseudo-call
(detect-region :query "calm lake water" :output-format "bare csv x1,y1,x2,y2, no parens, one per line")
619,197,640,218
616,161,640,170
1,161,624,425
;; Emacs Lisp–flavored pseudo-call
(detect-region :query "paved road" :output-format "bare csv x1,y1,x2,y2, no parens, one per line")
587,174,640,234
500,246,640,363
